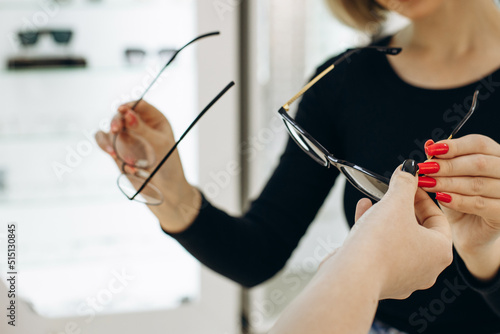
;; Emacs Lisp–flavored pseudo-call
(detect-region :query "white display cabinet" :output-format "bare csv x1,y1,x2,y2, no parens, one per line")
0,0,242,333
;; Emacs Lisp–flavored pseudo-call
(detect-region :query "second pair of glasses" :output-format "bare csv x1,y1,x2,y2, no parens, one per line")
113,32,235,205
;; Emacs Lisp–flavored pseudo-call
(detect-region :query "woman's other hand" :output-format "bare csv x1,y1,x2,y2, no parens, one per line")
95,101,201,233
419,134,500,281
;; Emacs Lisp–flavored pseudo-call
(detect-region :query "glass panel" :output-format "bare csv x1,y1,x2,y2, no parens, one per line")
0,0,200,318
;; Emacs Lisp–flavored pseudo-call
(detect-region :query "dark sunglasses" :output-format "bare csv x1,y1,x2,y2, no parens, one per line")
279,46,479,201
18,30,73,46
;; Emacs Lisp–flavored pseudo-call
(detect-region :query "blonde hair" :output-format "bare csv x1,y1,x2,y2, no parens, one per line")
325,0,387,33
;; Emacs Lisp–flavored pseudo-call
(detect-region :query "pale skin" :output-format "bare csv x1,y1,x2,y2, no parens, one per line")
270,167,453,334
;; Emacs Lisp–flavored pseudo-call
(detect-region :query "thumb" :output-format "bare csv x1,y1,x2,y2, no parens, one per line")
354,198,373,222
385,159,419,207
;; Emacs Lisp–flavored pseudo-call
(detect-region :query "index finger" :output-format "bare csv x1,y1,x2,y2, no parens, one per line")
414,189,451,239
427,135,500,159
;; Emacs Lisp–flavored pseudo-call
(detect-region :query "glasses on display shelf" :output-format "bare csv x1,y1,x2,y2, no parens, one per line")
18,30,73,46
124,48,177,65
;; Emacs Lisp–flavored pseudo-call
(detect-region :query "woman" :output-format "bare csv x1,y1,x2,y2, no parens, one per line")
96,0,500,332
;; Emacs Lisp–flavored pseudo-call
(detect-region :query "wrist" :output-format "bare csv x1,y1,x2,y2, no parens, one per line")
318,244,385,301
329,235,388,299
455,239,500,281
158,184,202,234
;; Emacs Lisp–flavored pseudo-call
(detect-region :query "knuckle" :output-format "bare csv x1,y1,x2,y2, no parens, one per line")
474,155,488,172
471,177,485,194
439,176,452,189
474,196,487,211
443,160,454,175
454,196,464,211
440,245,453,267
422,277,437,291
475,135,490,152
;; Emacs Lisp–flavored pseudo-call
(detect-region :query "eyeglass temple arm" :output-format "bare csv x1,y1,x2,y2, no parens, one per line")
448,90,479,139
130,81,235,200
283,64,335,111
131,31,221,110
426,89,479,160
282,46,401,111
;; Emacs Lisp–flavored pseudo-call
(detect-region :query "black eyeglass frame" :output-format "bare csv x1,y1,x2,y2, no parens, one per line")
278,46,402,201
278,106,391,201
18,30,73,46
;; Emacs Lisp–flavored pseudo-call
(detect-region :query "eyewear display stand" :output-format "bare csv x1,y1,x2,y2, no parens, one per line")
8,29,87,70
7,56,87,69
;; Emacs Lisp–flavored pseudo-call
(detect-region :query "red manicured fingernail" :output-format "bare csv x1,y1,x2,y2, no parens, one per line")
436,192,452,203
418,162,440,174
418,176,437,188
425,143,449,156
125,111,138,127
424,139,435,148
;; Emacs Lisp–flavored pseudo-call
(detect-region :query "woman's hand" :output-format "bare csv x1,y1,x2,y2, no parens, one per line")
270,161,452,334
344,161,453,300
95,101,201,233
419,135,500,281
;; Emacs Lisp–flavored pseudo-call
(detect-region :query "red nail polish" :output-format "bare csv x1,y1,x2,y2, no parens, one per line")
418,176,437,188
125,111,138,127
436,192,452,203
425,143,449,156
418,162,440,174
424,139,435,148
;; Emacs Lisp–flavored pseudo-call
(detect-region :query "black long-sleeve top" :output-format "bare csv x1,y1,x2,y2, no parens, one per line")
167,36,500,334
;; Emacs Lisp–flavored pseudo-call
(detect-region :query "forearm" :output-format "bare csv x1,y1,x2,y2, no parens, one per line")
270,247,382,334
164,193,302,287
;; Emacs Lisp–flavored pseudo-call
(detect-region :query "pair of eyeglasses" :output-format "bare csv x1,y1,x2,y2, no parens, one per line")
124,48,177,65
278,46,479,201
18,30,73,46
113,31,235,205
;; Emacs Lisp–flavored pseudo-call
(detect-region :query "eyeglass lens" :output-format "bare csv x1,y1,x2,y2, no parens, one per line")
282,116,388,200
340,166,388,201
18,30,73,46
282,118,328,166
117,173,163,205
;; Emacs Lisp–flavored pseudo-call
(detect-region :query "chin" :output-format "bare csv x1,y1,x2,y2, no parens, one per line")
375,0,448,20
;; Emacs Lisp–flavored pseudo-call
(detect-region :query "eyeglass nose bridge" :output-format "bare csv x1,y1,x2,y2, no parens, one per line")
325,154,340,168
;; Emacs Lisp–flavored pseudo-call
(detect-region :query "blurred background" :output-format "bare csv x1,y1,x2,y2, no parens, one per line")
0,0,406,333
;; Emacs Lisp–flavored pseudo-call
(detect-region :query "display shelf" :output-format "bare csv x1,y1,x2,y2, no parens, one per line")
0,0,154,11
